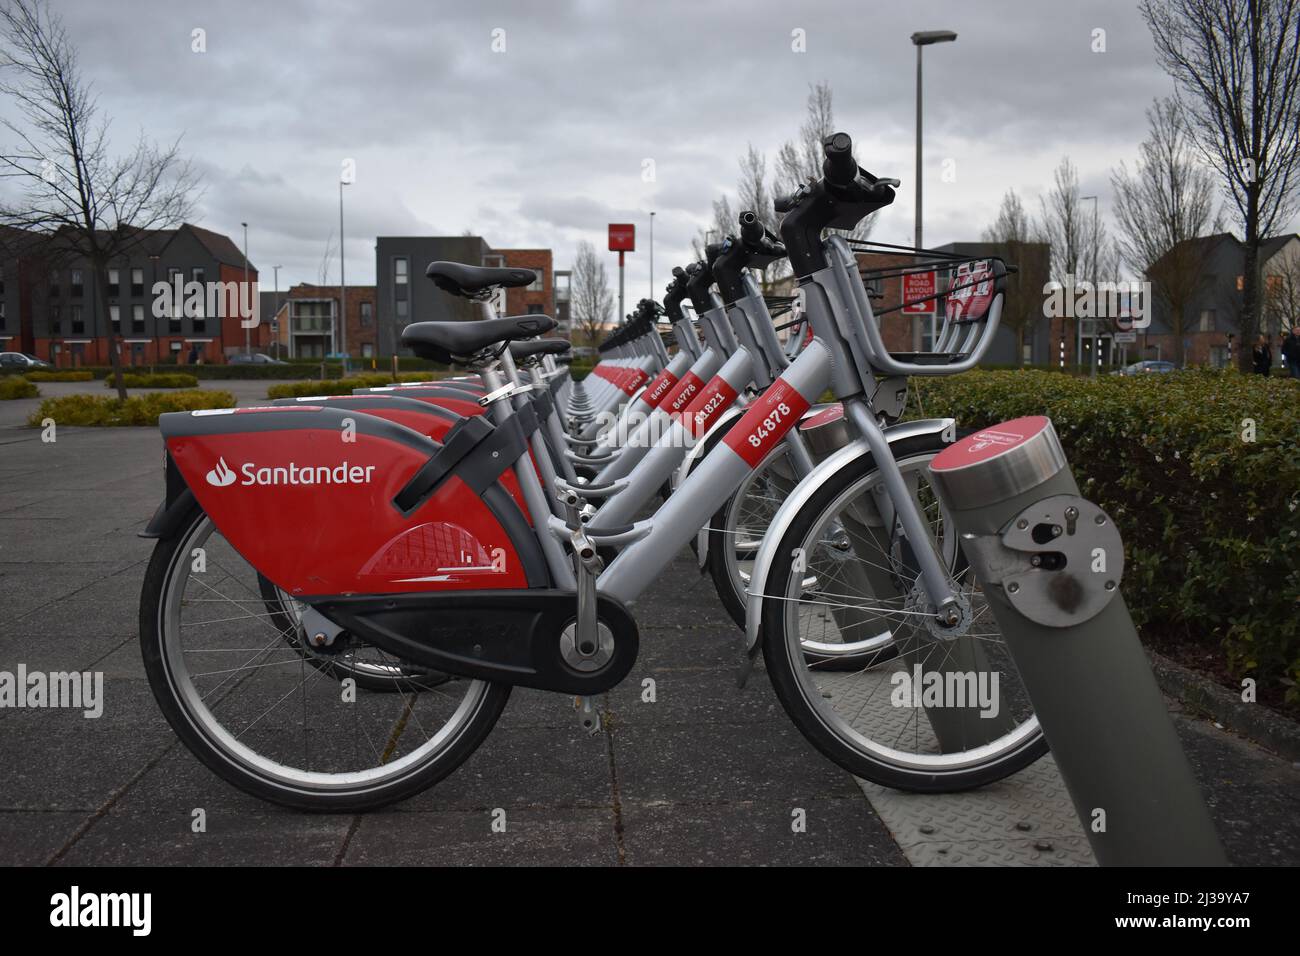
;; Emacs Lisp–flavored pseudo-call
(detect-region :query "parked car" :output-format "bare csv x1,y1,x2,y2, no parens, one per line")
228,353,288,365
0,351,52,371
1114,360,1175,376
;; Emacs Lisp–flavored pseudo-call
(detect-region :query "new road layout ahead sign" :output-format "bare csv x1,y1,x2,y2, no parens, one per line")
902,271,936,314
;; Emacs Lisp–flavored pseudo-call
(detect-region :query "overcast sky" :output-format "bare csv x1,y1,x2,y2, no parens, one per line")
7,0,1284,300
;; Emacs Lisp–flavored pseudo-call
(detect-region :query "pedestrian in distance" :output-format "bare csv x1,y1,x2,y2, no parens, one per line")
1282,325,1300,380
1252,333,1272,375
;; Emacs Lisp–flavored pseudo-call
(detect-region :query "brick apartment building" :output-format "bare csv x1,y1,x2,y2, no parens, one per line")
0,223,266,366
375,236,555,356
266,284,379,360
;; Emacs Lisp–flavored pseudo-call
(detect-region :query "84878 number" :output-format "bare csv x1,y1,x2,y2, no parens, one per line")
747,402,791,447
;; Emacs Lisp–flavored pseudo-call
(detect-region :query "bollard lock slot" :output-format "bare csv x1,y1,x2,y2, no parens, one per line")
958,494,1124,628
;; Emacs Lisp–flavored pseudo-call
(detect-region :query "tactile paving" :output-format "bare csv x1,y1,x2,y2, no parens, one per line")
857,754,1097,867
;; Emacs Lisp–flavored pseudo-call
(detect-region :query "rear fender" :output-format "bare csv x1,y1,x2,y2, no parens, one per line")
149,405,547,596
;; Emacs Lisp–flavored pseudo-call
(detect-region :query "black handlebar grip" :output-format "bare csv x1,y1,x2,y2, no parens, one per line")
739,211,763,245
822,132,857,187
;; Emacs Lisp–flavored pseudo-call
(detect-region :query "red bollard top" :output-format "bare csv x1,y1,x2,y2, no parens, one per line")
929,416,1067,509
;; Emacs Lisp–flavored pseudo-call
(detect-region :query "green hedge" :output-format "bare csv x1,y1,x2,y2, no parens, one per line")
68,358,452,380
264,372,438,399
915,368,1300,705
28,390,236,426
104,372,199,389
567,359,595,382
24,370,95,382
0,376,39,400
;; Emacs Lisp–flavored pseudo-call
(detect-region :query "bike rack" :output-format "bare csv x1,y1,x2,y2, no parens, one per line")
928,416,1226,866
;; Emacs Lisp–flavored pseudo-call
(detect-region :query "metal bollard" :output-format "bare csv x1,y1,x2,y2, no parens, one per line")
928,416,1226,866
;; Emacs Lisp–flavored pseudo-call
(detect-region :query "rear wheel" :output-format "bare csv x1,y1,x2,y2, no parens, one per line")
139,504,510,811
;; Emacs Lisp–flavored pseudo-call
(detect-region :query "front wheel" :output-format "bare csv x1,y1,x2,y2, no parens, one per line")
759,433,1048,792
139,503,510,812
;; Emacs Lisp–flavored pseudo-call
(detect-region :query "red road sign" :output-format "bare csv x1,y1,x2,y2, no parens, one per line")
902,270,936,314
608,223,635,252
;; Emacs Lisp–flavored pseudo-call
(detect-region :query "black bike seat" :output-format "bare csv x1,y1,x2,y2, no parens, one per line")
426,261,537,298
509,338,570,361
402,314,557,363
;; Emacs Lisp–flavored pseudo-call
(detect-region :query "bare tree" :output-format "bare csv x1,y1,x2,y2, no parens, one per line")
1142,0,1300,371
1039,157,1093,281
690,194,735,262
737,145,773,232
1110,98,1221,368
981,189,1047,364
318,229,336,286
0,0,200,398
570,239,613,345
775,81,873,243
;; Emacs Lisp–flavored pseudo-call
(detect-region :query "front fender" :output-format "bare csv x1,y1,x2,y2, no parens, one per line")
743,417,956,655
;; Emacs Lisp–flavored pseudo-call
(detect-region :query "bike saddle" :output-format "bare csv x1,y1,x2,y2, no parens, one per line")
402,314,556,363
509,338,570,361
426,261,538,299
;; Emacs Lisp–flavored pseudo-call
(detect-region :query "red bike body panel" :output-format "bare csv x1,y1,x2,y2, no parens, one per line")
161,407,532,597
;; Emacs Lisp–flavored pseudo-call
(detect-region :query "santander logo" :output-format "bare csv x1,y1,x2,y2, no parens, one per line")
206,457,237,487
201,456,377,488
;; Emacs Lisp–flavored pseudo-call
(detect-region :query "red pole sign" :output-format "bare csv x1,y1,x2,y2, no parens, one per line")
608,224,636,252
902,271,936,314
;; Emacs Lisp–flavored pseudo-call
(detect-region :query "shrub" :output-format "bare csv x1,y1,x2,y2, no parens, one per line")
914,368,1300,705
24,370,94,382
28,389,236,426
104,372,199,389
0,376,39,400
264,373,437,400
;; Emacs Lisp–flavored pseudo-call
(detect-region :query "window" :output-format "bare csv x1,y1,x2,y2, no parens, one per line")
361,342,374,358
1210,346,1231,368
108,269,120,297
71,304,84,334
360,301,373,326
526,304,544,315
110,305,120,331
0,302,5,330
394,258,408,284
132,304,145,333
527,269,543,291
50,304,61,334
130,268,144,297
168,268,183,329
191,268,206,327
1236,275,1244,291
70,270,83,296
1199,309,1215,332
396,299,408,318
49,271,59,296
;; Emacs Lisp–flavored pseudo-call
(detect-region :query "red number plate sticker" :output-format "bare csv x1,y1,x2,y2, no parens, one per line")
664,372,703,415
619,368,650,395
641,368,679,408
723,378,811,467
679,376,739,438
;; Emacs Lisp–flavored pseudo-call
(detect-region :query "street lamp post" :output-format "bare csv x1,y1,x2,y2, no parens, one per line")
241,222,250,356
272,265,281,361
339,179,350,373
649,211,655,297
911,29,957,352
1082,194,1099,375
